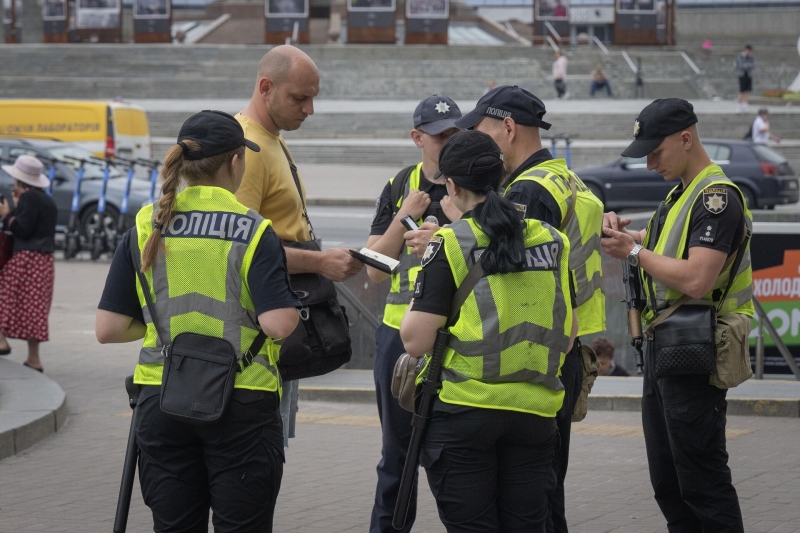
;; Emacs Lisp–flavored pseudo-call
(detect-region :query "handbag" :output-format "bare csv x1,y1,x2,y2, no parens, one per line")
391,260,485,412
645,225,751,379
0,231,13,270
131,230,267,425
278,142,352,381
571,341,600,422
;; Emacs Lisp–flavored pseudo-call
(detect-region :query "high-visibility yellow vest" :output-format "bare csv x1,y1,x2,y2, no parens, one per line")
641,164,754,325
383,162,424,329
132,185,282,393
504,159,606,336
431,217,573,417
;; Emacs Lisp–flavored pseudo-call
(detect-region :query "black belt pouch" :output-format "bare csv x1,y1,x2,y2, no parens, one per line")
160,332,238,424
652,305,717,378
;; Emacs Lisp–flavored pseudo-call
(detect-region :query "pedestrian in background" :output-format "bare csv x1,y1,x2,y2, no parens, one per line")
96,110,299,531
602,98,751,533
0,155,57,372
590,65,613,97
483,79,496,96
363,94,461,533
589,337,630,376
751,108,780,144
400,130,578,532
553,50,569,99
735,44,755,114
235,45,363,447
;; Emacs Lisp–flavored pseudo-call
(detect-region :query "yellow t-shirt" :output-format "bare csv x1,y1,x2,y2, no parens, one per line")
235,113,312,242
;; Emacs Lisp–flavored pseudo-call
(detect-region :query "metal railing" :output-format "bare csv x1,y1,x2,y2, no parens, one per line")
752,297,800,381
335,282,382,331
592,35,609,55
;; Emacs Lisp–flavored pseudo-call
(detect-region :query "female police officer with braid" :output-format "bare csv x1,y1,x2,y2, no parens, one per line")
400,130,578,532
96,111,300,532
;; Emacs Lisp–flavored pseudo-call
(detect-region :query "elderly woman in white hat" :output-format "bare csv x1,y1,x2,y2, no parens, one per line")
0,155,58,372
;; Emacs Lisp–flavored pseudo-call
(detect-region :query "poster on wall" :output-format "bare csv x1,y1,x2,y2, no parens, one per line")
406,0,448,19
347,0,395,13
43,0,67,20
617,0,656,14
76,0,120,29
133,0,169,19
536,0,568,20
265,0,308,18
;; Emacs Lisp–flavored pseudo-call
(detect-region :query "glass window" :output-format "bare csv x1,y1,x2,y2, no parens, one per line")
752,144,787,164
622,156,647,168
48,145,123,180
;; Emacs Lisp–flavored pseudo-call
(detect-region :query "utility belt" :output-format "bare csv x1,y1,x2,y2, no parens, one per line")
136,385,279,410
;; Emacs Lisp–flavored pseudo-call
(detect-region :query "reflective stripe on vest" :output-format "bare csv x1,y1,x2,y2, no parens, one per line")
133,186,282,392
383,162,423,329
641,168,754,325
506,159,606,336
434,217,573,417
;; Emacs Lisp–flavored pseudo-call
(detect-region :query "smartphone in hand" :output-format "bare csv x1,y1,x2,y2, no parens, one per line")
400,214,419,232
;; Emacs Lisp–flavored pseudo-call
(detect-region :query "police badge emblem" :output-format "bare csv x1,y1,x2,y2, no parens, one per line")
633,120,641,138
702,187,728,214
421,235,444,267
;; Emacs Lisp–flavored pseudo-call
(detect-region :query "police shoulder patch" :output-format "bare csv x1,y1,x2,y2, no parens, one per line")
372,197,381,222
512,202,527,219
702,187,728,214
421,235,444,267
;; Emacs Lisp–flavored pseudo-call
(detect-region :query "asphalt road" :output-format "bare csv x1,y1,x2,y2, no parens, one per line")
308,206,376,250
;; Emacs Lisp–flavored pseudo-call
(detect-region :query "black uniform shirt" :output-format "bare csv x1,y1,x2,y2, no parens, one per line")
503,148,562,228
370,167,451,236
98,226,300,324
655,184,746,258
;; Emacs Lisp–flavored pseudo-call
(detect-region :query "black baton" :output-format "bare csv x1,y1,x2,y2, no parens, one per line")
113,376,141,533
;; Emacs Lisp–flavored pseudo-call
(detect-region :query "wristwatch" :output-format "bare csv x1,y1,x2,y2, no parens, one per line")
627,244,643,267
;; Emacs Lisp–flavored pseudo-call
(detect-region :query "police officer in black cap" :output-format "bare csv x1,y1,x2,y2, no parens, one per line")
456,86,606,533
364,94,462,533
602,98,751,533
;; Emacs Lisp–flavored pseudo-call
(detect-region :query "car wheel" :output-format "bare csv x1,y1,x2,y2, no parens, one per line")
765,204,775,210
586,182,605,206
80,204,120,249
739,186,757,211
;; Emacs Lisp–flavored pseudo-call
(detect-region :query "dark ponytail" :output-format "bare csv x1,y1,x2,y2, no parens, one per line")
471,189,526,275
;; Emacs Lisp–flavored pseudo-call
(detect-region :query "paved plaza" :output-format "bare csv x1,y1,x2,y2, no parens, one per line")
2,260,800,532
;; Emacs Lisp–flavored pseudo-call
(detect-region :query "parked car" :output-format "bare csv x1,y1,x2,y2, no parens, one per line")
575,139,798,211
0,139,155,244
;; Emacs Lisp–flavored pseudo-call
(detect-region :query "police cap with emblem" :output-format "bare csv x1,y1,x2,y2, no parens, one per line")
414,95,462,136
455,85,552,130
178,110,260,160
621,98,698,159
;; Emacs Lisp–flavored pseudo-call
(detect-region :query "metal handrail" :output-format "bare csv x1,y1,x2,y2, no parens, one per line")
592,35,609,55
621,51,638,74
335,282,382,330
546,35,560,53
544,21,561,42
680,51,702,75
753,297,800,381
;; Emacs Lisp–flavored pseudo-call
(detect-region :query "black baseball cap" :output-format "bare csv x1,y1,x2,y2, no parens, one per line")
413,95,462,135
455,85,551,130
177,110,260,160
436,130,504,193
621,98,698,158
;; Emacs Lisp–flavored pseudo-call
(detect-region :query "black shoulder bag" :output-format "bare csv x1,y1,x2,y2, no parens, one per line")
278,141,352,381
131,230,266,424
645,225,750,379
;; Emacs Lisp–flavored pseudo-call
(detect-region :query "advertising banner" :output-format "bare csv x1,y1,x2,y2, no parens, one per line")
76,0,120,29
749,226,800,374
536,0,569,21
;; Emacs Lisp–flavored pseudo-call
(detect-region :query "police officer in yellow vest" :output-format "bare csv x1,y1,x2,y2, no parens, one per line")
457,85,605,533
602,99,750,533
401,130,578,532
96,111,300,531
364,95,462,533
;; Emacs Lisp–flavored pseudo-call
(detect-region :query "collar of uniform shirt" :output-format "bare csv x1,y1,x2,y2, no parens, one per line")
418,168,448,191
507,148,553,183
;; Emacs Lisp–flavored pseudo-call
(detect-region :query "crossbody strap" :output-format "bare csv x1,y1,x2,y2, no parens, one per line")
128,228,267,369
279,140,315,242
447,260,485,328
559,173,578,232
644,223,750,337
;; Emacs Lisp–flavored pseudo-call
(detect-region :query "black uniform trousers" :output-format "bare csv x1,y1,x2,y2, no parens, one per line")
136,387,285,533
642,348,744,533
546,342,584,533
371,324,417,533
421,405,558,532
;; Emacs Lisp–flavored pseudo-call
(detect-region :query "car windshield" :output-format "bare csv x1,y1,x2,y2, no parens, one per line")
751,144,787,164
622,157,648,168
48,145,124,179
